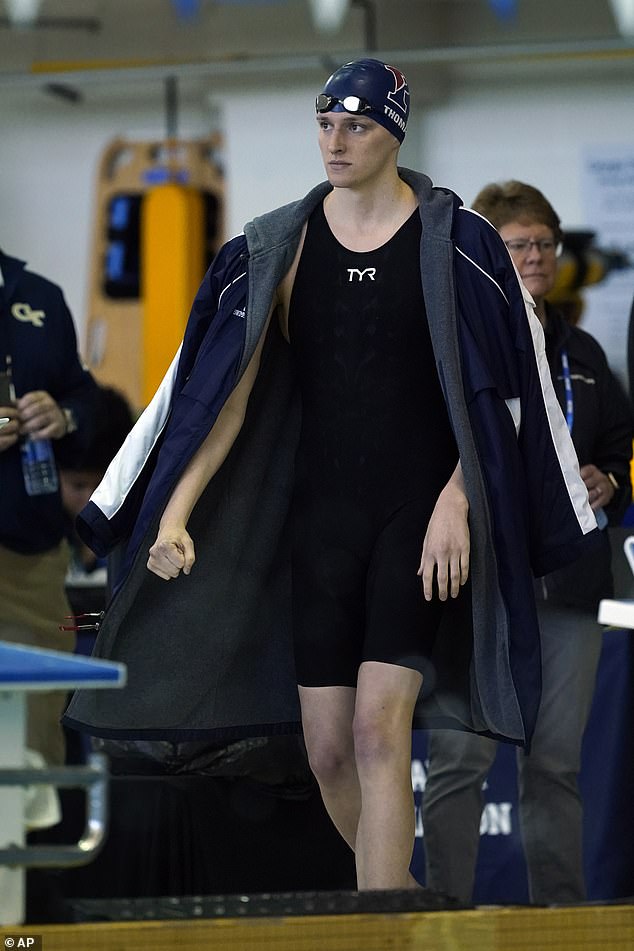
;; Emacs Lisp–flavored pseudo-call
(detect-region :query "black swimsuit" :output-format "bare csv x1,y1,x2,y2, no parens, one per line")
289,202,458,687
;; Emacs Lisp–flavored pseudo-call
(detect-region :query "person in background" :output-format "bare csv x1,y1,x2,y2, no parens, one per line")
422,181,633,904
0,247,99,769
65,65,598,891
55,385,135,580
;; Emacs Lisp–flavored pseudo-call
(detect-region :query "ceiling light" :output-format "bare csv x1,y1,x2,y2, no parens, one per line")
610,0,634,35
308,0,350,33
5,0,41,26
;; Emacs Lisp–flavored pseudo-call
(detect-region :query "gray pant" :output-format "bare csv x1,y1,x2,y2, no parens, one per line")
422,600,603,904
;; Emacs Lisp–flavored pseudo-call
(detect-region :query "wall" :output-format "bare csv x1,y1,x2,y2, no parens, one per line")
219,85,324,236
416,73,634,381
1,70,633,360
0,82,213,335
417,75,625,220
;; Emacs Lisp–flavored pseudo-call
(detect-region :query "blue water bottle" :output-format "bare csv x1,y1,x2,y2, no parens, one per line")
20,435,59,496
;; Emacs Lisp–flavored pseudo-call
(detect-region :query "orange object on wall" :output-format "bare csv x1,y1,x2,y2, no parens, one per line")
140,183,206,405
84,136,224,412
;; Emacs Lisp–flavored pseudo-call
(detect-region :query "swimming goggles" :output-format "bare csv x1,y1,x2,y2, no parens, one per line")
315,94,374,115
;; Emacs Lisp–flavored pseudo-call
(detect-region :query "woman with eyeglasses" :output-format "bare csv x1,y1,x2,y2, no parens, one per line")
423,180,633,904
66,70,601,893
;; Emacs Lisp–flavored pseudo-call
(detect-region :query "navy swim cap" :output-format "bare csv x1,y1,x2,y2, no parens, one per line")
317,58,410,143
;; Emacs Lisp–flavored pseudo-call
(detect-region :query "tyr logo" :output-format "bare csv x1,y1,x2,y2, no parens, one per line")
347,268,376,282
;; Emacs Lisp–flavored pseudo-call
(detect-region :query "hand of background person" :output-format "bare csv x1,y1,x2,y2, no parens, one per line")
16,390,67,440
147,522,196,580
0,404,20,451
419,480,470,601
580,463,616,512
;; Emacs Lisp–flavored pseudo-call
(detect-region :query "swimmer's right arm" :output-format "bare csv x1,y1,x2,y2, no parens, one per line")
146,396,243,580
147,304,275,581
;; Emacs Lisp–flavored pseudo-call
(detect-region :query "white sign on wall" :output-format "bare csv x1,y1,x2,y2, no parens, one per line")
579,145,634,390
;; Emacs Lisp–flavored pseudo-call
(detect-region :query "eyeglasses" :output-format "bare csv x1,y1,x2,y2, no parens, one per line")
315,93,374,115
504,238,562,256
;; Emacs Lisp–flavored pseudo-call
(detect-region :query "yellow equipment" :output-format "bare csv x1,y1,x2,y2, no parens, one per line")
84,136,224,412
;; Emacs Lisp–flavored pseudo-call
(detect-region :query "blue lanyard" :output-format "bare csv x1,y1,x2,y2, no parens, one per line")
560,349,574,433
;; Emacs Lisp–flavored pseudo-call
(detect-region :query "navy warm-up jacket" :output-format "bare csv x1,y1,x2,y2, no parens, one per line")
65,170,599,757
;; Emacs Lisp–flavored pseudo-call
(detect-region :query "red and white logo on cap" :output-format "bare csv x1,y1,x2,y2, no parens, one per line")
384,65,409,115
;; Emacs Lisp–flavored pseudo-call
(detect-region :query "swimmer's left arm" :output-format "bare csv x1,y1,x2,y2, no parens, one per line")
418,461,470,602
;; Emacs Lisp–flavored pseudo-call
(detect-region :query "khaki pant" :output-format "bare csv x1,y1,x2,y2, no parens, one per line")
0,541,75,766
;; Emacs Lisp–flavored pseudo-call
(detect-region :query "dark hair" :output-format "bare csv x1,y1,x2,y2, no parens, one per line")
472,180,563,243
56,385,134,474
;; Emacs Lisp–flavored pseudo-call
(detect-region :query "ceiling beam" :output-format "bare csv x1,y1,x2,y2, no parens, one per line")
1,35,633,87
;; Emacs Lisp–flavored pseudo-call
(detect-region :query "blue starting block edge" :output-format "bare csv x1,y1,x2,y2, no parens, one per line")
0,640,126,691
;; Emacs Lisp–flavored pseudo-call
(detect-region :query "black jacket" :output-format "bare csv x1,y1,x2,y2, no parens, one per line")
0,250,98,554
539,304,633,609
